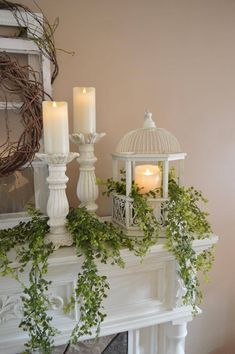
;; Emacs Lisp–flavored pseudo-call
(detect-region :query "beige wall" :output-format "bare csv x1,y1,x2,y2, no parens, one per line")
19,0,235,353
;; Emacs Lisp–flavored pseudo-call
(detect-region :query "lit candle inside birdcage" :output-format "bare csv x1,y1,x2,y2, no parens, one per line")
135,164,162,194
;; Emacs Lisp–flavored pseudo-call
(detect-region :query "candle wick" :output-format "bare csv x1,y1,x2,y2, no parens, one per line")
52,101,57,108
144,169,153,176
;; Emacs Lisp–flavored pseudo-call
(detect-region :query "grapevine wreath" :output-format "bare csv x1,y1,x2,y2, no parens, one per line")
0,52,48,177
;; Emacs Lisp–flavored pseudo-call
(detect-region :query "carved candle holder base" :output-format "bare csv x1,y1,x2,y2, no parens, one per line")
70,132,106,213
35,152,79,249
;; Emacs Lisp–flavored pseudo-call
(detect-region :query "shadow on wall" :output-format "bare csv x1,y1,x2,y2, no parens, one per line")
210,338,235,354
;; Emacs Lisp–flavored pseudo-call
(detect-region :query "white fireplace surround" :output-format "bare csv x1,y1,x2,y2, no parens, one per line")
0,229,218,354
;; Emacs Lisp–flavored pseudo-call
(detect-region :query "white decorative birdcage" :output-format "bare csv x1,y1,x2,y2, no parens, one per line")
111,111,186,236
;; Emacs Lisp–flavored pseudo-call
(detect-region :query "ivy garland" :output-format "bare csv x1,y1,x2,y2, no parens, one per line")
99,170,160,256
0,175,215,353
165,178,214,309
101,171,214,311
65,207,132,343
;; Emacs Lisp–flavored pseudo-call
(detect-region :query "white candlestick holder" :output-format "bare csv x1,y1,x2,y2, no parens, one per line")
36,152,79,249
70,132,106,213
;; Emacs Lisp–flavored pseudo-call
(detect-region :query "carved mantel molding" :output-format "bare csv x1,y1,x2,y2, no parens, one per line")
0,235,218,354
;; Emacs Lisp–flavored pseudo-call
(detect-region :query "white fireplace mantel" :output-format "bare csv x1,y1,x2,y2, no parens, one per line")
0,235,218,354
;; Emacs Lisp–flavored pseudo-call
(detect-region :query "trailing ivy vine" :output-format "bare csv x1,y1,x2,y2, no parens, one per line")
65,207,133,343
100,171,214,311
0,173,215,353
0,208,57,353
0,207,135,353
165,177,214,310
99,171,160,256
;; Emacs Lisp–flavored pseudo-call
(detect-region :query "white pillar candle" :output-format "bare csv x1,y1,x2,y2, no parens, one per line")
135,164,162,194
73,87,96,134
42,101,69,154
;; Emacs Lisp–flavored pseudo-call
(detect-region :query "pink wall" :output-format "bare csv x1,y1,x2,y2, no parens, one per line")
20,0,235,352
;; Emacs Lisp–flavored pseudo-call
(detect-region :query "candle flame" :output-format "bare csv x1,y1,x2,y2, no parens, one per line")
52,101,57,108
144,168,153,176
83,88,87,94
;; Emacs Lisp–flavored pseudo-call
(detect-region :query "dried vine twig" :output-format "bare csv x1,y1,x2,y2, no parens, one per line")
0,52,48,177
0,0,59,83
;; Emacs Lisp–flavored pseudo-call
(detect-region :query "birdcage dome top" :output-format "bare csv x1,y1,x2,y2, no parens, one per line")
115,112,181,154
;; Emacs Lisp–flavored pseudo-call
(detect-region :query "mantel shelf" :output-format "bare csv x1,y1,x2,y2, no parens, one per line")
6,234,218,270
47,234,218,266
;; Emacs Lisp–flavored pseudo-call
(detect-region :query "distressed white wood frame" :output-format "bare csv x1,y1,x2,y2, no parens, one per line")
0,9,51,222
0,9,52,97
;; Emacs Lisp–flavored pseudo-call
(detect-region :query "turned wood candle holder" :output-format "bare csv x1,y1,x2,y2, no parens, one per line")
36,152,79,249
70,132,106,213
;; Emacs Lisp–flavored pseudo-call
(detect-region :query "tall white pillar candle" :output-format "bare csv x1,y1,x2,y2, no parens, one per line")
43,101,69,154
73,87,96,134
